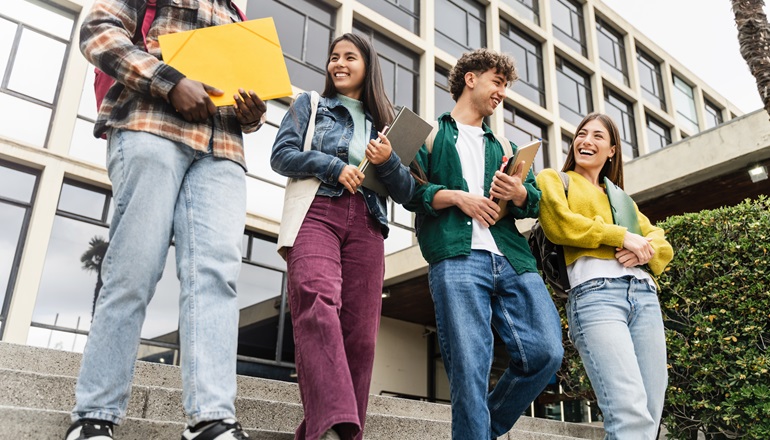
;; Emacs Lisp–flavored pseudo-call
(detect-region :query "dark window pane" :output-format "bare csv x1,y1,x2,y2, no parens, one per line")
500,21,544,107
556,58,592,127
435,67,455,114
353,23,420,111
503,105,549,172
435,0,486,59
57,182,108,221
704,99,724,130
250,0,335,91
551,0,585,56
357,0,419,33
646,115,671,153
604,90,637,158
0,203,26,314
0,165,36,203
596,18,627,86
501,0,539,25
637,50,666,111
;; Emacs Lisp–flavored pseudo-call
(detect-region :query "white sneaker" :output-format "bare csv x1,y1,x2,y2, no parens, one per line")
181,419,250,439
64,419,114,440
320,428,341,440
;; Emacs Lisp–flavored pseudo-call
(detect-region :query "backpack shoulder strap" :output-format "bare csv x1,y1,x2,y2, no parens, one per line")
558,171,569,195
139,0,157,48
424,120,439,153
493,133,514,157
302,91,320,152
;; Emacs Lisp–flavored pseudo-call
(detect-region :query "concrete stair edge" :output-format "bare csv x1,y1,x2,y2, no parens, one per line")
0,342,605,439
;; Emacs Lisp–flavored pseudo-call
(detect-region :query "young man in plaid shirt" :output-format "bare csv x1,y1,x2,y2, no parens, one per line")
66,1,265,439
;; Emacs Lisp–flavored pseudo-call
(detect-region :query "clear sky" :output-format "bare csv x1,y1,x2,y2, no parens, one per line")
600,0,766,114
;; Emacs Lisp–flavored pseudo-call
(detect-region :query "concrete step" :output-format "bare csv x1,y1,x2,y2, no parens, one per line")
0,406,293,440
0,342,604,439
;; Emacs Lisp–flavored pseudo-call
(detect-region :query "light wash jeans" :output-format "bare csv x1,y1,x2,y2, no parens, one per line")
72,129,246,426
566,276,667,440
428,250,563,440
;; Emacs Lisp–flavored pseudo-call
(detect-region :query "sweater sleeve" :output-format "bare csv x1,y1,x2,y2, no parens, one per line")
637,206,674,275
536,169,627,249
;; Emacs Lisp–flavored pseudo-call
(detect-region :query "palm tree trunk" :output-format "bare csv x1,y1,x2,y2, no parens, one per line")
732,0,770,117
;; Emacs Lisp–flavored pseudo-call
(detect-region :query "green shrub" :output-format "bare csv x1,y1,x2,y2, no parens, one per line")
555,197,770,439
658,196,770,439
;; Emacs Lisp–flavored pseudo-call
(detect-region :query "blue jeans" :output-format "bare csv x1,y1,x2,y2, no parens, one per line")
72,129,246,426
567,276,667,440
428,250,563,440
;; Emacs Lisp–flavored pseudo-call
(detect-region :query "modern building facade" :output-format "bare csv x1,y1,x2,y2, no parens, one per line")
2,0,767,425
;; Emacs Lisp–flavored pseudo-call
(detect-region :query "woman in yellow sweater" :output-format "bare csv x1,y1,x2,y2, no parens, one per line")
536,113,673,439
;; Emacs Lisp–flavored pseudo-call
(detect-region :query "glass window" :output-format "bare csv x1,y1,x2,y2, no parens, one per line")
239,232,294,365
357,0,419,34
551,0,586,57
249,0,335,92
500,21,545,107
0,1,74,149
57,182,110,221
596,17,628,86
503,104,549,173
673,75,699,134
0,161,38,337
561,133,571,156
435,0,486,59
354,23,420,111
435,67,455,116
604,89,637,159
637,50,665,111
70,66,107,167
704,99,724,130
501,0,539,25
646,115,671,153
555,57,592,127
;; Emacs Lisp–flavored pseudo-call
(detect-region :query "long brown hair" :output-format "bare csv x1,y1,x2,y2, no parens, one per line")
322,33,394,131
561,112,625,188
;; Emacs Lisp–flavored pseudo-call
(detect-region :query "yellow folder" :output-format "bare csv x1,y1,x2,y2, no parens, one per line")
158,17,293,106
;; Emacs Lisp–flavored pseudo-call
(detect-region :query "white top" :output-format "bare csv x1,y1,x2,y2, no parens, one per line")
568,256,655,291
455,122,502,256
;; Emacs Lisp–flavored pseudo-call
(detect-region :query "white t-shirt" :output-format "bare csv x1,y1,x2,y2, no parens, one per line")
568,256,655,291
455,122,502,256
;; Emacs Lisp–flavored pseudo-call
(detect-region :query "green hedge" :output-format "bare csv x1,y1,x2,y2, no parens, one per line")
556,196,770,439
658,196,770,439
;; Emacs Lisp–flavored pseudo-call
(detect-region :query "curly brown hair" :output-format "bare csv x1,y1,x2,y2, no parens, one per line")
448,48,518,101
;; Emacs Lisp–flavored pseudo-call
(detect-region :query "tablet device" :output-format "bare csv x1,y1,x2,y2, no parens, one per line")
501,139,541,178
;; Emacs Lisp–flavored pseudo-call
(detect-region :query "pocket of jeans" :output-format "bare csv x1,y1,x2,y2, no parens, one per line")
364,210,385,239
571,277,609,299
305,195,331,219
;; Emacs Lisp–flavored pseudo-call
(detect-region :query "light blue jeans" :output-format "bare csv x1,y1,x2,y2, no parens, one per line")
72,129,246,426
429,250,563,440
567,276,667,440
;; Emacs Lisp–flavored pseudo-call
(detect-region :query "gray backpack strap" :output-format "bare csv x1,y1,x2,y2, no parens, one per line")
558,171,569,195
493,133,514,157
303,91,320,152
424,120,439,153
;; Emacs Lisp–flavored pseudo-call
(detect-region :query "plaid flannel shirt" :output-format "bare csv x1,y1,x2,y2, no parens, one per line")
81,0,261,169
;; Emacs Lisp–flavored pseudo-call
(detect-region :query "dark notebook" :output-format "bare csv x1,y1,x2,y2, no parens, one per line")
359,106,433,197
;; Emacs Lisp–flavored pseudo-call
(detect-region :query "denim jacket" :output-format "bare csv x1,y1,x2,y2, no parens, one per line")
271,92,415,237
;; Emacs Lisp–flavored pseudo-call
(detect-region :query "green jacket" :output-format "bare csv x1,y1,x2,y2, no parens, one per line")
404,113,541,273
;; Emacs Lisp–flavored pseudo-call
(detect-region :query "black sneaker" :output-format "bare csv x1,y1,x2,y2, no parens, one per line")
64,419,114,440
180,419,250,440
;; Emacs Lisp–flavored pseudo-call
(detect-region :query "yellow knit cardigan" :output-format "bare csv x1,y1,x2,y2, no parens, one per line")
536,169,673,276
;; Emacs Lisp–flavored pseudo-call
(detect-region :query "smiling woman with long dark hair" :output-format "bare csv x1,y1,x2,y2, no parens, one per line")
537,112,674,439
270,33,415,440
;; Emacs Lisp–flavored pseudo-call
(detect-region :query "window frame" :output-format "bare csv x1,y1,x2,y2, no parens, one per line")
0,160,40,338
500,20,545,107
636,49,666,111
595,17,628,86
551,0,586,57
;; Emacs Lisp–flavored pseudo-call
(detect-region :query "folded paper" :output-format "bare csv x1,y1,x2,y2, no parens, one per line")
159,17,293,106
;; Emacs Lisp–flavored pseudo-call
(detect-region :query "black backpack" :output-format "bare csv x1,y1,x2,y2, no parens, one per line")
529,171,570,298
